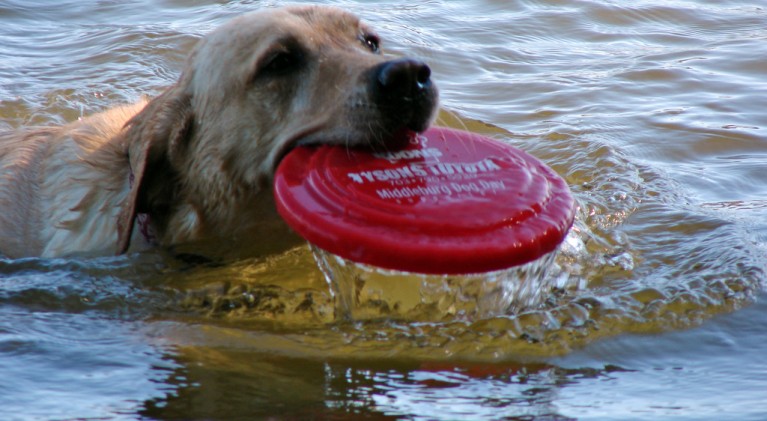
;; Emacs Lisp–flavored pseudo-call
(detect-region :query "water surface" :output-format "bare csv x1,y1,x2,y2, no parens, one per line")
1,0,766,419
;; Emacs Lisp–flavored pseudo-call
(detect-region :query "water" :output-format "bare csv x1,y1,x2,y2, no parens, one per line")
1,0,766,419
312,246,563,321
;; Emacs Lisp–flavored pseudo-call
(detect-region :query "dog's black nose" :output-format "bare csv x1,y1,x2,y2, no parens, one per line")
375,58,432,100
369,57,438,136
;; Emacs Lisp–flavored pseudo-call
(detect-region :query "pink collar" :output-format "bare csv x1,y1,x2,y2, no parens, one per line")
128,171,158,246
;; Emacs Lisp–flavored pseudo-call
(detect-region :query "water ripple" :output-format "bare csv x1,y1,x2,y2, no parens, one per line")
1,1,766,417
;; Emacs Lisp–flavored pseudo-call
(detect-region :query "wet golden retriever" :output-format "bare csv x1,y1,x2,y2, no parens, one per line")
0,5,438,258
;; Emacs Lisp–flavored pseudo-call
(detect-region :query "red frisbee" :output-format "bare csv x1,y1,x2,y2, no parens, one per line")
273,127,575,275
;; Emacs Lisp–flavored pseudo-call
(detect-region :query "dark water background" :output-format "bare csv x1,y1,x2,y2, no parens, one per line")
1,0,766,419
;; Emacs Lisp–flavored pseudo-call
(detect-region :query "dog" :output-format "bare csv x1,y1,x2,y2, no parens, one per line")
0,5,438,259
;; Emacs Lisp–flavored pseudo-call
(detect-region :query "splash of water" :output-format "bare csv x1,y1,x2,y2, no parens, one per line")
313,245,568,322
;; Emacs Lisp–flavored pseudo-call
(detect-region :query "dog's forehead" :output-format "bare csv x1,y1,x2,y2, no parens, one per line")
187,6,378,97
216,6,372,47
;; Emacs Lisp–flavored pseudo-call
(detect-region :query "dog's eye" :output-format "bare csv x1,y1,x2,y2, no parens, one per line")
258,49,304,78
361,33,381,53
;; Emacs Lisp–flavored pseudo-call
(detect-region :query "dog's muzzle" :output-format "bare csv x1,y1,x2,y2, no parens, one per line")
371,57,438,133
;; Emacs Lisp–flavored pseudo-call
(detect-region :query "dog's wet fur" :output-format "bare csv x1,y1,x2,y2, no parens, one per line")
0,5,438,258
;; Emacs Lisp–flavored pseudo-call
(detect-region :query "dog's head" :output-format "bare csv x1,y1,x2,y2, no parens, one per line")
117,5,439,253
188,5,439,179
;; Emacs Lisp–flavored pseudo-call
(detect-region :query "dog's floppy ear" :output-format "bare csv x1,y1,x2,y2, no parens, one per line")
115,85,194,255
